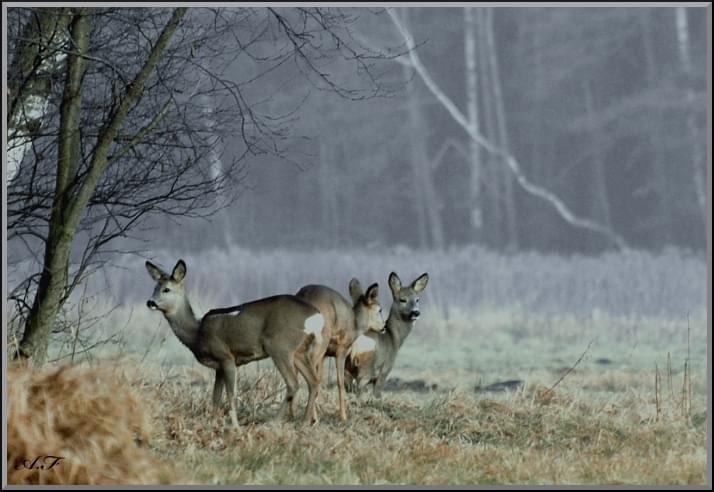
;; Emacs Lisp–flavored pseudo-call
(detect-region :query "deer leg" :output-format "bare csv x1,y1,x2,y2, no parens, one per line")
335,350,348,421
294,352,320,424
316,354,327,387
309,337,327,383
373,372,387,399
344,367,360,396
212,367,225,408
302,337,324,417
306,356,326,417
271,352,299,421
344,355,358,394
220,360,239,429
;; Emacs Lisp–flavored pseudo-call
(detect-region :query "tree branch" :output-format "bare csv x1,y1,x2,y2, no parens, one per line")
386,7,627,250
64,8,187,234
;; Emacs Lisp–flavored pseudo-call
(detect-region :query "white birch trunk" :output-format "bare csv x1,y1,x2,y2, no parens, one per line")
464,7,483,234
8,11,69,183
675,7,707,227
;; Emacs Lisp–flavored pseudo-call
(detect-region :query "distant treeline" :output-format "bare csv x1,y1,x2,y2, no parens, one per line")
149,7,708,254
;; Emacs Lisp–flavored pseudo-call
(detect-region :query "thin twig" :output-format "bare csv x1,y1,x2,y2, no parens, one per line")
687,313,692,417
654,362,661,422
667,351,674,401
544,339,594,397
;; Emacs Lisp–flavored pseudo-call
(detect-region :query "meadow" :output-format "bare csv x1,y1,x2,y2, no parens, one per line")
6,246,710,485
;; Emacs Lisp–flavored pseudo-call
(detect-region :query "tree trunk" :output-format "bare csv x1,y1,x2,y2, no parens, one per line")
464,6,483,239
476,8,501,248
639,9,672,243
401,9,445,250
583,79,612,230
201,94,233,248
530,22,552,249
675,7,707,230
18,9,90,363
19,8,187,363
485,7,519,251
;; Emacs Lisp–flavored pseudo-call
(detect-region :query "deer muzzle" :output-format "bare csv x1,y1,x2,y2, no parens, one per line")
146,300,159,310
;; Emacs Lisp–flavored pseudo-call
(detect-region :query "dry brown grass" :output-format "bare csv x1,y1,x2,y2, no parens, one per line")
132,363,708,485
7,362,175,485
6,357,706,485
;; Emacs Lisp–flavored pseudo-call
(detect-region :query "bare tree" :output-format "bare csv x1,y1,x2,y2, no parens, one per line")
7,6,402,363
463,7,483,237
582,78,612,230
13,8,189,362
386,7,628,249
400,9,445,250
482,7,518,250
675,7,707,229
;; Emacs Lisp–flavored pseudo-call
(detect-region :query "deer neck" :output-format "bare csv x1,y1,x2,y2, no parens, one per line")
163,299,200,351
385,305,414,349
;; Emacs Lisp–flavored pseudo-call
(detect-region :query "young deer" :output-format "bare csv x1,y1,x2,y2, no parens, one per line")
295,279,383,421
145,259,323,428
345,271,429,398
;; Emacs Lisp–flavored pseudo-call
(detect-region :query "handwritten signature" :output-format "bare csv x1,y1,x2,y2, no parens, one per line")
14,455,65,471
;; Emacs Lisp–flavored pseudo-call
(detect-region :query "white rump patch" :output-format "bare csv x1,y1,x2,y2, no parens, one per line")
350,335,376,358
303,313,324,344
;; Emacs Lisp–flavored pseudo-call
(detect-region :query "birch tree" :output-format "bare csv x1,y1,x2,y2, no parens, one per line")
483,7,518,250
463,6,483,237
7,8,69,183
401,8,445,250
675,7,707,228
15,8,188,362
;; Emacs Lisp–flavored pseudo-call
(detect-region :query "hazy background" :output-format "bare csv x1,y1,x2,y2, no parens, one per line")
136,7,709,255
6,6,709,374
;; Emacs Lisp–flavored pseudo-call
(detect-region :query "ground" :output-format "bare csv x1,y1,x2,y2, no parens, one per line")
120,306,707,485
7,247,709,485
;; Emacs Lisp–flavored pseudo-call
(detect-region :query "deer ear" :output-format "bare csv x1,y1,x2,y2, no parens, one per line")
145,261,164,282
388,272,402,296
365,283,379,305
171,259,187,282
348,278,363,305
411,273,429,294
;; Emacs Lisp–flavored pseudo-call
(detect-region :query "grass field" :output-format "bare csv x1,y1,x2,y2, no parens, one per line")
126,354,707,485
6,247,710,485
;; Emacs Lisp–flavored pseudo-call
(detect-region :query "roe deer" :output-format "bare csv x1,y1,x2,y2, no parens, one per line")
345,271,429,398
145,259,322,428
295,279,383,421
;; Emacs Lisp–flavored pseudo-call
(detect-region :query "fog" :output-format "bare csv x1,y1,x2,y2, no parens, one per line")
6,6,709,341
142,7,709,255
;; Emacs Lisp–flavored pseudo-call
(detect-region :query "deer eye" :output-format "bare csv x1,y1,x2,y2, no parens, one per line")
399,298,407,303
163,288,171,293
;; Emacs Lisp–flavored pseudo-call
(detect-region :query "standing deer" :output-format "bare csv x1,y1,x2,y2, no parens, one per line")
145,259,323,428
345,271,429,398
295,278,383,421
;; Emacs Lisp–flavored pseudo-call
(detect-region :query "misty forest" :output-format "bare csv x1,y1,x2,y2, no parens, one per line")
5,6,710,486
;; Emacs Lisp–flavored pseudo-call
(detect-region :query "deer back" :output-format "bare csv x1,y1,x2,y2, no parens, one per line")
199,295,322,362
295,285,355,356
